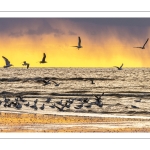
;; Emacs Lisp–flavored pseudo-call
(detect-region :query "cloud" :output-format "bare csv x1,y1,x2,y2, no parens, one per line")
26,19,65,36
0,18,65,37
68,31,77,35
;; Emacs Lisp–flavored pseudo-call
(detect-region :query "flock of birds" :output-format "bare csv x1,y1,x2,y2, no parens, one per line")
1,37,82,69
1,37,149,69
0,93,104,112
0,36,149,113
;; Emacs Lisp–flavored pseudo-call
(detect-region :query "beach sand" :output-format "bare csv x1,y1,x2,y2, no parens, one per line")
1,112,150,132
1,68,150,132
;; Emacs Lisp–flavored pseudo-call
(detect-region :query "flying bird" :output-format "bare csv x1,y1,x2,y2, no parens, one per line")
94,92,104,106
2,56,13,68
72,36,83,50
22,61,30,69
51,80,61,86
114,63,123,70
40,53,47,63
133,38,149,49
42,79,51,86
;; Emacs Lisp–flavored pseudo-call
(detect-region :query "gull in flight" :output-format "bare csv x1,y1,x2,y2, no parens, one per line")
52,80,61,86
2,56,13,68
72,36,83,50
40,53,47,63
114,63,123,70
42,79,51,86
22,61,30,69
94,92,104,106
133,38,149,49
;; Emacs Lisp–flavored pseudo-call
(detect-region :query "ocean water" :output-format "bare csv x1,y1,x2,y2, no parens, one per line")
0,67,150,117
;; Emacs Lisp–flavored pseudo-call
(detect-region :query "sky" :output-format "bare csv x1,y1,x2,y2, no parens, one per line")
0,18,150,67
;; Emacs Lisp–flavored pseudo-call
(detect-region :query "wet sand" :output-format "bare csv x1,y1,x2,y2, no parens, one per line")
0,112,150,132
1,68,150,132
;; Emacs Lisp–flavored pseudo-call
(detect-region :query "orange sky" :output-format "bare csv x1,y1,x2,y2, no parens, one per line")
0,18,150,67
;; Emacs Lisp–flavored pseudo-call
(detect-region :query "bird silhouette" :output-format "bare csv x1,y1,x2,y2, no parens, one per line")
42,79,51,86
17,96,27,102
40,104,45,110
45,98,51,103
56,100,63,105
30,103,38,110
114,63,123,70
40,53,47,63
34,99,38,104
24,102,30,107
133,38,149,49
22,61,30,69
55,105,65,111
49,103,55,108
94,92,104,105
2,56,13,68
51,80,61,86
131,105,139,109
15,102,22,109
90,79,95,84
64,102,71,108
72,36,83,50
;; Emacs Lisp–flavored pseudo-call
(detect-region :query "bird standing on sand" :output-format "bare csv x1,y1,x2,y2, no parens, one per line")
45,98,51,103
15,102,22,109
30,103,38,110
40,104,45,110
24,102,30,107
131,105,139,109
72,36,83,50
3,96,10,103
55,105,65,111
17,96,27,102
22,61,30,69
114,63,123,70
40,53,47,63
34,99,38,104
90,79,95,84
56,100,63,105
133,38,149,49
2,56,13,68
49,103,55,108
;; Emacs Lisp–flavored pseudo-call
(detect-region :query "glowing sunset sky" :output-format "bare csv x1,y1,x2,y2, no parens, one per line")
0,18,150,67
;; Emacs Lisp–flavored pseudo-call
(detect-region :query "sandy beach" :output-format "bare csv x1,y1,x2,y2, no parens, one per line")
1,112,150,132
1,68,150,132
